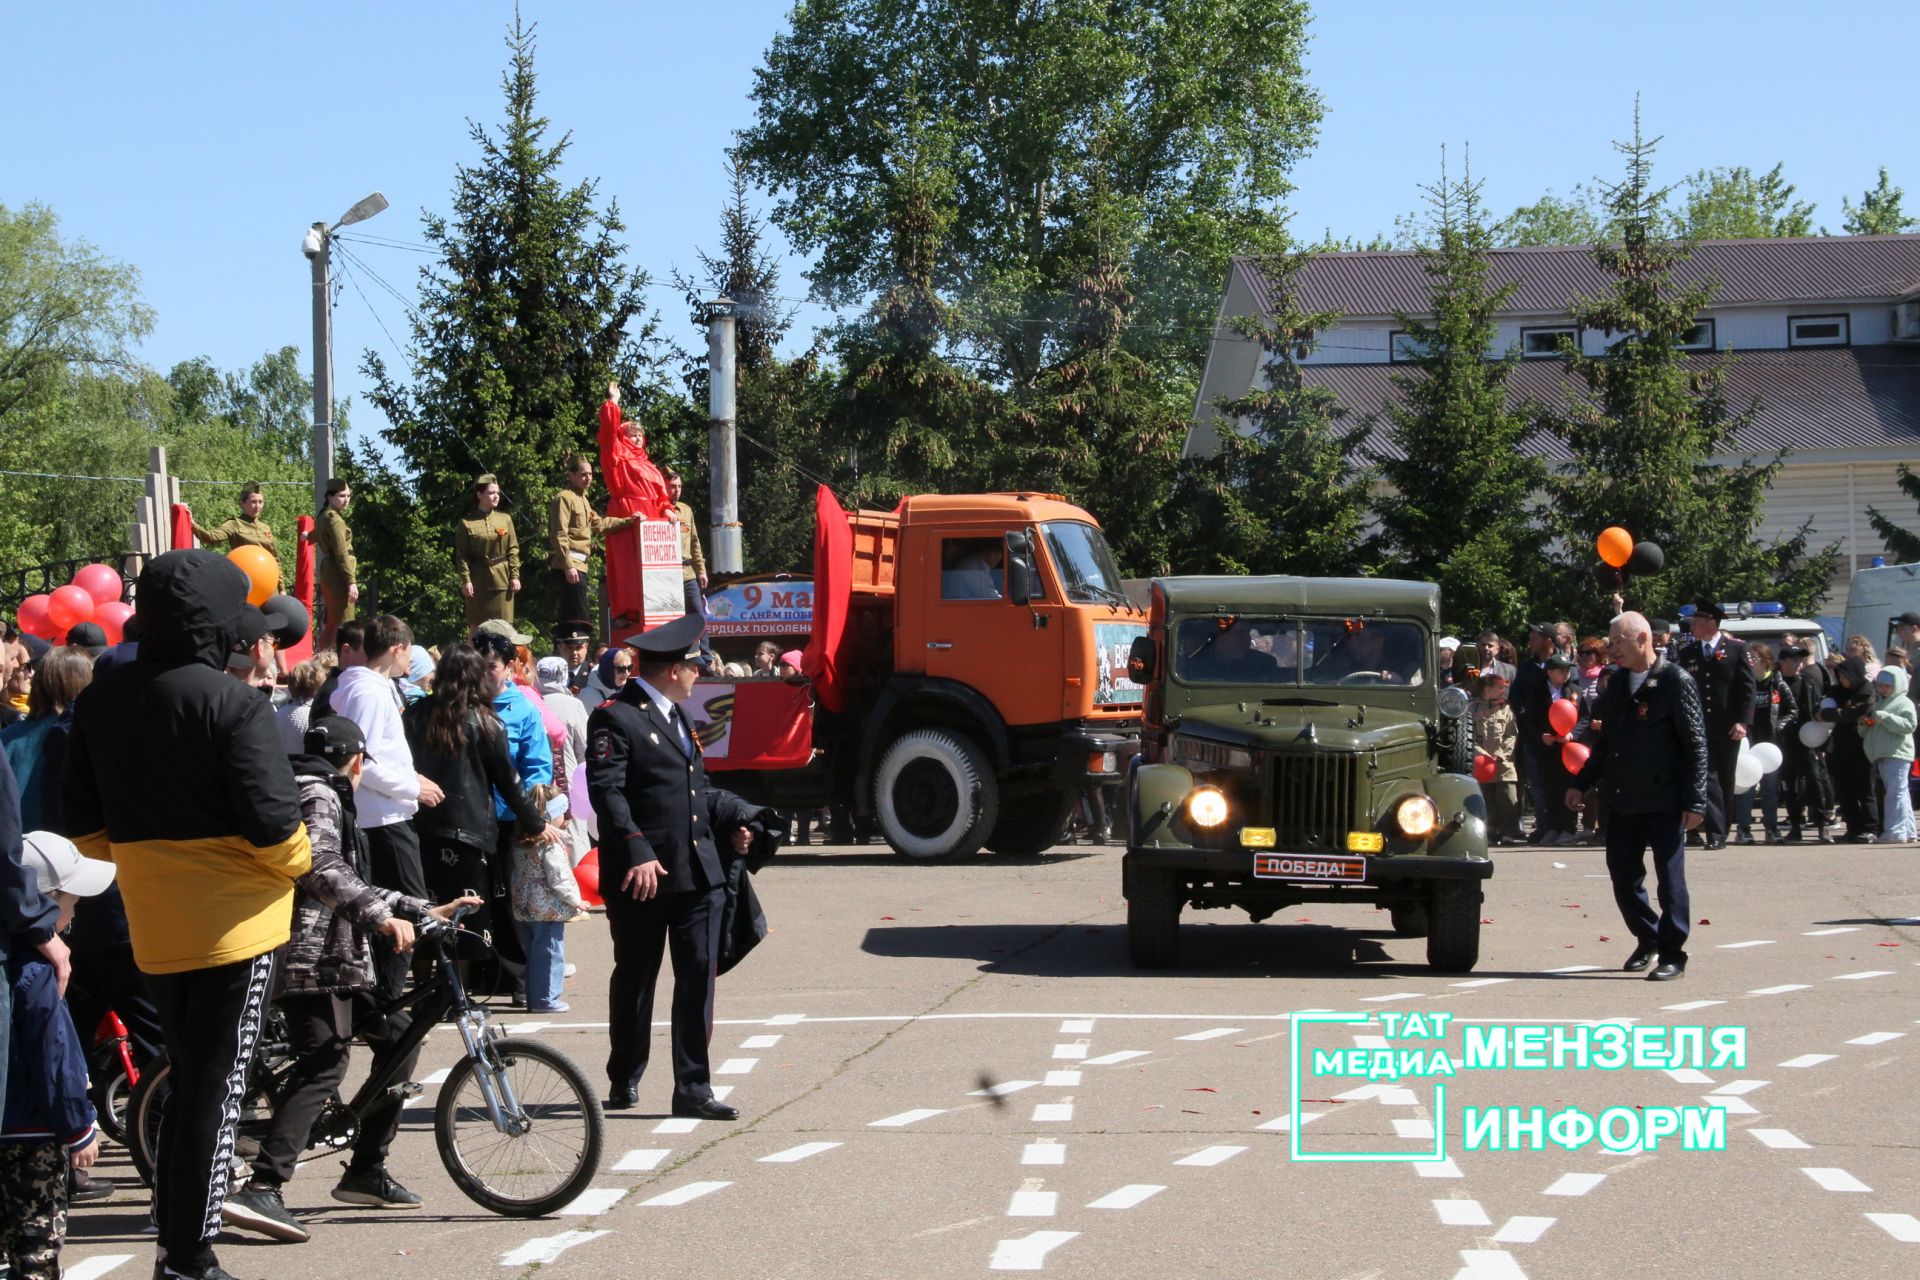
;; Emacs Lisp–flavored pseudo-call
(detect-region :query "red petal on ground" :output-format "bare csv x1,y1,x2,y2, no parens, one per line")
1186,1087,1218,1092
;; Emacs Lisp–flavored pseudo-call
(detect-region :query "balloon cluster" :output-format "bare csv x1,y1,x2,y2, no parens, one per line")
16,563,131,645
1591,526,1665,592
1733,739,1783,794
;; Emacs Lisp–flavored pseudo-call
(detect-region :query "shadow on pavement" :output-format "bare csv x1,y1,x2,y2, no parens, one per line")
767,850,1102,869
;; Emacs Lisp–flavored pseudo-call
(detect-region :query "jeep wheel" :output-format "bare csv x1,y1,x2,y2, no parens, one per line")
1389,902,1429,937
1127,869,1182,968
986,791,1075,857
873,729,1000,859
1425,882,1481,973
1440,715,1475,775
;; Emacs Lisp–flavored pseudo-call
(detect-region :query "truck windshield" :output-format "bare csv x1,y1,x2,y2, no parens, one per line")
1175,616,1429,686
1042,522,1127,606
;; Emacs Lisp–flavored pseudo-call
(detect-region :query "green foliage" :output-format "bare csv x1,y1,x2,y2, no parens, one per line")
1375,155,1545,634
1669,163,1814,240
1538,116,1836,628
1172,253,1375,577
1492,185,1607,247
1839,168,1916,236
361,12,680,645
1866,464,1920,564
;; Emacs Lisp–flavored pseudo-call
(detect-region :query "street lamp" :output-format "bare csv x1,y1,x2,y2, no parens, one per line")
302,191,389,513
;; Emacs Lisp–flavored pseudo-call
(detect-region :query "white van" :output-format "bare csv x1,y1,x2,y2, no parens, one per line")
1842,563,1920,657
1677,602,1831,661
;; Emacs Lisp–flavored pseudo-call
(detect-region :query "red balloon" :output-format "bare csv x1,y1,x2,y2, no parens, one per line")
572,846,603,908
16,594,53,638
95,600,134,645
1561,741,1591,773
71,563,124,606
47,584,95,632
1548,699,1579,736
1472,753,1498,784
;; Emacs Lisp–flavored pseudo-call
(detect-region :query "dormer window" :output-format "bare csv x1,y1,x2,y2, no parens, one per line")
1520,326,1578,359
1389,330,1429,362
1788,314,1849,348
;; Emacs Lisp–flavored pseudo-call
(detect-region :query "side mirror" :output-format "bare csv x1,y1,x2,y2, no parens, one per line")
1005,531,1035,606
1128,635,1159,685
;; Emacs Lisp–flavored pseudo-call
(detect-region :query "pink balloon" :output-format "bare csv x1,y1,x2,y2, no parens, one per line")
71,562,124,606
47,585,95,632
16,594,53,638
94,600,134,645
1561,741,1591,773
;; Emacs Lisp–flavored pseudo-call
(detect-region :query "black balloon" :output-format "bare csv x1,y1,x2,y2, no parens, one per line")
1591,563,1624,590
1626,540,1665,575
263,593,310,649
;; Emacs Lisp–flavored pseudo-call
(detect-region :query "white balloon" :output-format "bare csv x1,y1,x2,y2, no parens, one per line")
1734,755,1764,794
1750,742,1783,774
1798,720,1833,748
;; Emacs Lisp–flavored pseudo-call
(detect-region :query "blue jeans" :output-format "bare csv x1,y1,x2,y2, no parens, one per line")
516,921,567,1010
1877,758,1917,841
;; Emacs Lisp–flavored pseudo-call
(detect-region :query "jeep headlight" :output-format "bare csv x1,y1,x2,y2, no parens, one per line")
1436,685,1470,720
1393,794,1438,838
1186,786,1230,829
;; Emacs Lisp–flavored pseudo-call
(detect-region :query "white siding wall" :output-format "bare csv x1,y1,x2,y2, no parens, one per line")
1757,461,1920,610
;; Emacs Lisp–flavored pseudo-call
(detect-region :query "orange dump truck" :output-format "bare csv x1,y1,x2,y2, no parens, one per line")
701,487,1145,858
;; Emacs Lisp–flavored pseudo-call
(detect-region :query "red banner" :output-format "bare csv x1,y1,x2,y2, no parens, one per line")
694,679,815,772
802,485,852,713
170,503,195,551
278,514,316,667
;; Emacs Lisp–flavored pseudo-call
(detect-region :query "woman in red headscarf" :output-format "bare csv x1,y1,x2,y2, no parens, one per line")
598,382,672,621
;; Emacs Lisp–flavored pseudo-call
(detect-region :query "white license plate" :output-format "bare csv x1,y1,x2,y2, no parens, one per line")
1252,853,1367,882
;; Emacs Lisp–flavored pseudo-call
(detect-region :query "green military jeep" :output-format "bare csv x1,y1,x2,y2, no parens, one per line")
1123,577,1491,973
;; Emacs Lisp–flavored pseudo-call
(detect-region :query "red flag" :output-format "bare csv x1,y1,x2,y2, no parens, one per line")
170,503,195,551
277,514,317,667
802,484,852,713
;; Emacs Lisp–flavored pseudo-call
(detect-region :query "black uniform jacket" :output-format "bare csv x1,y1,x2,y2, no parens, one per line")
1573,655,1709,816
1675,635,1755,738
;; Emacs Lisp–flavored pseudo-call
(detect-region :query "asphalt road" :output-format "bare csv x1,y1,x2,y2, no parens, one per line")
63,837,1920,1280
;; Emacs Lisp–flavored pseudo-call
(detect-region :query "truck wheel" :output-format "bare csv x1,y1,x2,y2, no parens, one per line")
986,791,1075,857
1425,882,1481,973
1127,869,1182,968
1440,715,1475,775
1389,902,1429,937
873,728,999,859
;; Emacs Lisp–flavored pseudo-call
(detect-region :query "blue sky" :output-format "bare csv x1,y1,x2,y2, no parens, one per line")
5,1,1913,453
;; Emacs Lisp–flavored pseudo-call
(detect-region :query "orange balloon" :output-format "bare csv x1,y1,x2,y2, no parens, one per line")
227,545,279,606
1596,526,1633,568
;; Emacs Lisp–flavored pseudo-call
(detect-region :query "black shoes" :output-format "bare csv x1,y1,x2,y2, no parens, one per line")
1623,943,1657,973
1647,962,1686,982
70,1168,114,1202
221,1183,310,1243
672,1095,740,1121
1704,837,1727,851
606,1084,637,1110
155,1262,244,1280
331,1164,421,1209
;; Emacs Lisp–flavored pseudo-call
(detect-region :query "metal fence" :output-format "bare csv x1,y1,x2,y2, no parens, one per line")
0,554,140,615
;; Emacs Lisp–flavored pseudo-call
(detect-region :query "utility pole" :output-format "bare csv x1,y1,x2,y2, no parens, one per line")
706,297,743,574
301,192,389,514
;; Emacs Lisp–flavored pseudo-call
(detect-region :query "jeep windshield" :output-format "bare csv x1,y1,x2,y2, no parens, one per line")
1042,521,1128,607
1174,616,1429,686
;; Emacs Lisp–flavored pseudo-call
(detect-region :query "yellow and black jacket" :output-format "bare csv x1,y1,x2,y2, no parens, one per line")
63,550,311,975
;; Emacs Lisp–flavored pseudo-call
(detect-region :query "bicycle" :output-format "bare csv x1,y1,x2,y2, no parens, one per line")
86,1010,141,1145
126,908,604,1217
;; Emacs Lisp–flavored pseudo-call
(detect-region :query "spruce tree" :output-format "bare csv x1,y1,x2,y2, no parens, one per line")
1540,114,1835,626
1375,154,1545,633
1866,466,1920,563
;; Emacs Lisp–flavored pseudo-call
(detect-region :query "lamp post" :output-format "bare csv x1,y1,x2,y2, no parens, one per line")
301,192,388,513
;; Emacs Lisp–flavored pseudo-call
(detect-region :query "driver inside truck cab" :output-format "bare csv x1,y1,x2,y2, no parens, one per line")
1182,618,1282,683
942,538,1005,600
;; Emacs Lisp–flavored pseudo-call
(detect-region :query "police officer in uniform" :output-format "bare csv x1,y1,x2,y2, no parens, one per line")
548,453,635,632
555,622,594,694
192,482,279,561
311,476,358,652
586,613,772,1117
1674,600,1753,849
455,473,520,631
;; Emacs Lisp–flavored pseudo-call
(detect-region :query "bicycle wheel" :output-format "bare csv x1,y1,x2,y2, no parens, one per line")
434,1038,604,1217
126,1052,171,1187
92,1061,133,1145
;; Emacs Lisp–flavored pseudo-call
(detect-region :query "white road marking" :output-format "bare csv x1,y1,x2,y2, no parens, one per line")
1435,1199,1491,1226
1748,985,1810,996
1802,1168,1871,1193
1454,1249,1529,1279
1336,1084,1390,1101
1803,927,1860,936
1779,1054,1837,1069
1023,1142,1066,1166
1709,1095,1758,1115
1052,1042,1089,1060
1663,1068,1715,1085
505,1020,552,1035
1662,1000,1725,1011
1395,1118,1436,1139
759,1141,840,1163
1415,1157,1463,1178
62,1258,135,1280
1088,1184,1166,1210
639,1180,732,1206
1847,1031,1905,1046
1493,1217,1556,1244
989,1231,1079,1271
716,1057,758,1075
1007,1185,1058,1217
1544,1173,1606,1196
1375,1087,1419,1105
1717,940,1775,949
653,1117,701,1134
1256,1111,1324,1131
1709,1079,1769,1095
1043,1070,1082,1086
1082,1050,1150,1066
499,1231,609,1266
1361,992,1424,1003
767,1012,806,1024
1353,1035,1391,1049
1749,1129,1810,1149
1866,1213,1920,1243
1059,1018,1095,1033
559,1188,628,1214
1833,971,1894,980
1451,977,1513,988
419,1067,451,1086
740,1034,783,1049
973,1080,1040,1098
1175,1145,1247,1167
1032,1102,1074,1122
871,1108,946,1127
613,1148,670,1171
1176,1027,1245,1041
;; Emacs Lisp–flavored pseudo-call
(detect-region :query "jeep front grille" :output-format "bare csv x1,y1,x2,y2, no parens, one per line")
1270,752,1359,852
